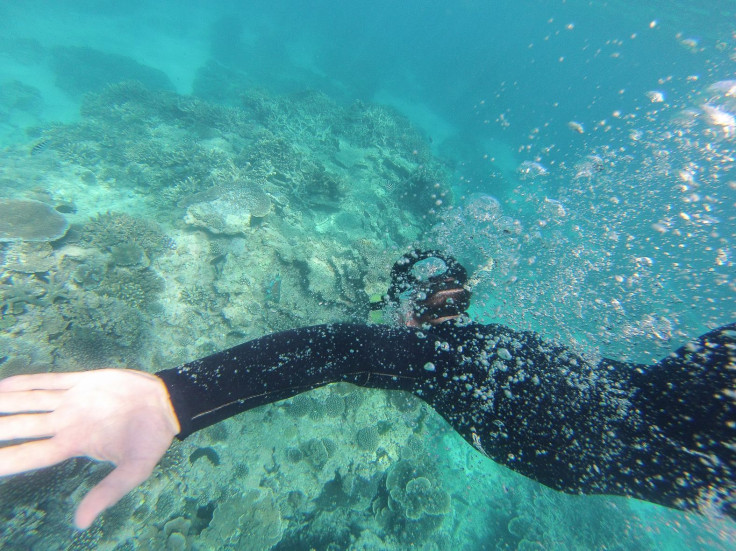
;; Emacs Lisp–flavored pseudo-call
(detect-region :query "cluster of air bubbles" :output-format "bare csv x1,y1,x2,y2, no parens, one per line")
516,160,549,181
438,77,734,362
573,155,606,180
410,257,448,282
671,79,736,140
425,193,520,277
645,90,665,103
463,193,502,223
698,81,736,139
421,77,734,362
533,78,736,360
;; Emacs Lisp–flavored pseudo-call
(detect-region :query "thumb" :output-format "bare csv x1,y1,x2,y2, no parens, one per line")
74,462,154,530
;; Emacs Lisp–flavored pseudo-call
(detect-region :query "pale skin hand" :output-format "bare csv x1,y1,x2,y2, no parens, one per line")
0,369,180,530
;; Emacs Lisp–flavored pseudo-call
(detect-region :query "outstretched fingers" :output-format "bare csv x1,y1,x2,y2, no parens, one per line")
0,372,84,392
0,412,56,441
0,438,71,477
0,390,64,413
74,461,156,530
0,368,179,530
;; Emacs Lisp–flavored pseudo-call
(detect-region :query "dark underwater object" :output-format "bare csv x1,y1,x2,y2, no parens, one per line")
29,138,50,156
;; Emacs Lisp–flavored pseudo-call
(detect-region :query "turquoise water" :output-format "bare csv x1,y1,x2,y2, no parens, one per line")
0,1,734,549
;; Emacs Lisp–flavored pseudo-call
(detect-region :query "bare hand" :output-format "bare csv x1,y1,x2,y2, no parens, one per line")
0,369,180,529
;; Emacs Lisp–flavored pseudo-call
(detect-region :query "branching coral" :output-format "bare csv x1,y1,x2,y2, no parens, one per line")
109,243,150,268
338,101,430,159
97,268,164,311
62,294,147,358
0,275,45,315
79,211,170,259
0,270,71,316
38,272,71,305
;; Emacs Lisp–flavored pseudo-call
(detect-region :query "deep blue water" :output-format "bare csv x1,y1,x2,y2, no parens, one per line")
3,0,733,179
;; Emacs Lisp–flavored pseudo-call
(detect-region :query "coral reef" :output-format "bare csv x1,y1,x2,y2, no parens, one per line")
78,212,170,260
61,294,148,360
183,184,271,234
109,243,150,268
2,242,57,273
0,459,94,551
0,83,464,550
0,198,69,242
375,459,452,545
50,46,174,98
0,79,44,114
356,425,381,451
0,35,725,549
199,489,284,550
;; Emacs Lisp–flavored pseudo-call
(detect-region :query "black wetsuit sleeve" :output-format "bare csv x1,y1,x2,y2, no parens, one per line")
155,324,442,438
156,321,736,521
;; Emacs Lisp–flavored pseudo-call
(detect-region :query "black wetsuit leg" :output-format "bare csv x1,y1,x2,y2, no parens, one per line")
624,322,736,518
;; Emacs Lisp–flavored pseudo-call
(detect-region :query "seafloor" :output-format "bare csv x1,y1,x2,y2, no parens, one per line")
0,81,734,550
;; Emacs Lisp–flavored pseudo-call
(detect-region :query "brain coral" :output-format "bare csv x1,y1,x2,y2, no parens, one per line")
0,199,69,242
